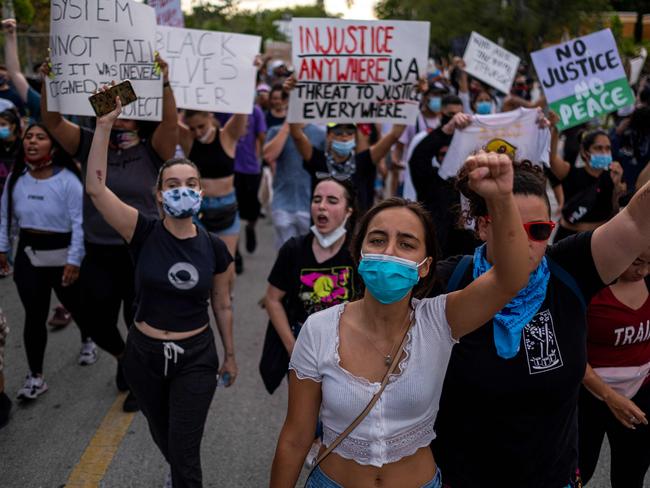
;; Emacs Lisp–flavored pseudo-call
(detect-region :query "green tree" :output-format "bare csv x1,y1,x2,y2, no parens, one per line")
610,0,649,43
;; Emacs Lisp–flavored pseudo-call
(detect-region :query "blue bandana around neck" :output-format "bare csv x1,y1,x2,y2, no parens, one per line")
472,244,550,359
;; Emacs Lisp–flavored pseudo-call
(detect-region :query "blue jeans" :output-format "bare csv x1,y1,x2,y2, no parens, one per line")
306,466,442,488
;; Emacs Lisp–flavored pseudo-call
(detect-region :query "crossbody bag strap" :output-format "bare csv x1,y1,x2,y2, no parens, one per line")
304,321,412,483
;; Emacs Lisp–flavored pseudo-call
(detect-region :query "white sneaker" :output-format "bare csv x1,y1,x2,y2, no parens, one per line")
17,375,48,400
78,339,98,366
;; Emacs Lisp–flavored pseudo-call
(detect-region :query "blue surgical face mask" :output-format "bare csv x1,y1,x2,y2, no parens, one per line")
331,139,356,157
0,126,11,140
427,96,442,113
476,101,493,115
358,252,427,304
590,153,612,170
161,187,202,219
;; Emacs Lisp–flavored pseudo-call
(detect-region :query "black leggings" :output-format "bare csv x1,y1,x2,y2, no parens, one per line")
13,232,89,375
123,326,219,488
234,171,261,222
80,242,135,357
578,385,650,487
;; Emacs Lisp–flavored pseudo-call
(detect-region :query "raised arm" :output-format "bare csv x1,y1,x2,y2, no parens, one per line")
446,153,529,339
212,268,237,386
85,95,138,242
289,123,313,162
40,65,81,156
548,111,570,180
221,113,248,156
263,122,290,164
2,19,30,102
369,124,405,164
592,179,650,283
150,55,179,161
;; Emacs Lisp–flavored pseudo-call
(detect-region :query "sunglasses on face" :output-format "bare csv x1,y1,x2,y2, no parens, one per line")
331,128,356,137
486,217,556,242
315,171,352,182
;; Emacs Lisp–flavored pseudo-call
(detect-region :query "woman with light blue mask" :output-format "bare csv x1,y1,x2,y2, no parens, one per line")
86,91,237,488
271,152,531,488
548,120,628,242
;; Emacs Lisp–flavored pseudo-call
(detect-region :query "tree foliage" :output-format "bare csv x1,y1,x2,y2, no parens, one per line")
375,0,612,59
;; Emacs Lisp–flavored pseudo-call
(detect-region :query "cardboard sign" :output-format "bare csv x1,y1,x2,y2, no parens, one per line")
531,29,635,130
288,18,430,124
155,26,261,113
463,32,520,94
149,0,184,27
47,0,161,121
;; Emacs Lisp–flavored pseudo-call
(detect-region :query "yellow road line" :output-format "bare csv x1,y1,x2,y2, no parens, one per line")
65,392,135,488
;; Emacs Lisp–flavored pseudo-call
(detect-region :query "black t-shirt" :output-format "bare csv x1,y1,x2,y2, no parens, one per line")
304,148,375,214
267,233,358,328
128,213,232,332
431,232,606,488
76,127,163,245
265,111,286,129
561,165,615,224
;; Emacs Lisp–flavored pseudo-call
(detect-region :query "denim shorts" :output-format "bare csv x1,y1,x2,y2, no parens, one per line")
198,191,240,236
306,466,442,488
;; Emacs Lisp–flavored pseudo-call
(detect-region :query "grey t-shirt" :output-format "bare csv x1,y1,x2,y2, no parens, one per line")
76,127,163,245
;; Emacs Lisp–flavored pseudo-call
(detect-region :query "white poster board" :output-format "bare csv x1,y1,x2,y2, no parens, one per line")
629,47,647,86
288,18,430,124
462,32,520,94
47,0,161,121
149,0,184,27
156,26,261,113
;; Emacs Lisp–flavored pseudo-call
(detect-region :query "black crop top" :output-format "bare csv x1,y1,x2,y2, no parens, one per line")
128,213,232,331
188,132,235,179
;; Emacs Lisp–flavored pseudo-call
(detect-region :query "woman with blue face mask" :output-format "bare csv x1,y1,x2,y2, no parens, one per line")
271,152,531,488
548,116,628,241
85,92,236,488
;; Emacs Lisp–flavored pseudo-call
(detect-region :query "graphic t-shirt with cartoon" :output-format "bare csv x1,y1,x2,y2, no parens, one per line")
431,232,605,488
268,233,358,330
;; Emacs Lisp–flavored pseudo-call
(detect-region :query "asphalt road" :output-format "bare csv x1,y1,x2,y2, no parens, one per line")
0,219,645,487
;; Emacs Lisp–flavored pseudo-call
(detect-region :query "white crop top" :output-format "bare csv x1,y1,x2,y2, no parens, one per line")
289,296,457,467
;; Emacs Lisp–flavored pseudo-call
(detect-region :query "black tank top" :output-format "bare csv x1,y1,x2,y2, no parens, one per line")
188,132,235,179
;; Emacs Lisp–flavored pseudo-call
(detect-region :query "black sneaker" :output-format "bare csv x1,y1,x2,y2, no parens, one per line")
122,391,139,413
115,361,129,392
0,391,12,429
245,225,256,253
234,250,243,275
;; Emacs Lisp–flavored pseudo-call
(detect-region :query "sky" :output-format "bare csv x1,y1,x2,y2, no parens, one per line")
181,0,378,19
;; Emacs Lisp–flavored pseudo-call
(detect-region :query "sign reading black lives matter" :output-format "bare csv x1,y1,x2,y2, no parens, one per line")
47,0,162,121
288,18,430,124
156,26,261,113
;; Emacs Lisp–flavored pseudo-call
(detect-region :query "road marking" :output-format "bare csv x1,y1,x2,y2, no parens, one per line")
65,392,135,487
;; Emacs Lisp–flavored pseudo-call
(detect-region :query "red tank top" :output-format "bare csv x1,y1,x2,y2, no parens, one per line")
587,282,650,370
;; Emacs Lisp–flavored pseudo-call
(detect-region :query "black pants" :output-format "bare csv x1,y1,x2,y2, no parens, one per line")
80,242,135,357
579,385,650,487
13,232,89,375
234,171,261,222
123,326,219,488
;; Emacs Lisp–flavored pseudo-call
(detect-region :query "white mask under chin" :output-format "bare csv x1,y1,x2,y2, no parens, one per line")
311,220,347,248
198,125,216,144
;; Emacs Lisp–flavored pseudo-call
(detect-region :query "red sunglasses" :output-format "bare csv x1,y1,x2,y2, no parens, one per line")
485,217,556,242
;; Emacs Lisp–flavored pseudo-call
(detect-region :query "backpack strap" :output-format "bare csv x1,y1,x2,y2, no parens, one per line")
547,257,586,313
447,255,473,293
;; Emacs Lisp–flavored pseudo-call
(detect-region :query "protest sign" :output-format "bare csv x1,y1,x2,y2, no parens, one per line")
288,18,430,124
156,26,261,113
47,0,161,121
149,0,184,27
531,29,635,130
629,47,647,86
462,32,520,94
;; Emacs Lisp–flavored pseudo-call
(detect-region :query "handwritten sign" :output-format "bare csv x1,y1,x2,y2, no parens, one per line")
463,32,519,94
288,18,430,124
149,0,184,27
531,29,635,130
47,0,161,121
155,26,260,114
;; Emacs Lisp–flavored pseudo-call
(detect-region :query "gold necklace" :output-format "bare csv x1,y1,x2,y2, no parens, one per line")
359,311,412,366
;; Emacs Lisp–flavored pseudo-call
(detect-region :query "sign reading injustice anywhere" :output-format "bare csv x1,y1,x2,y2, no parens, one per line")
149,0,184,27
531,29,635,130
156,26,261,113
47,0,161,121
463,32,520,94
288,18,430,124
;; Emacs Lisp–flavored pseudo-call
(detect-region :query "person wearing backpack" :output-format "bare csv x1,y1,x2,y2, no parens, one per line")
431,161,650,488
